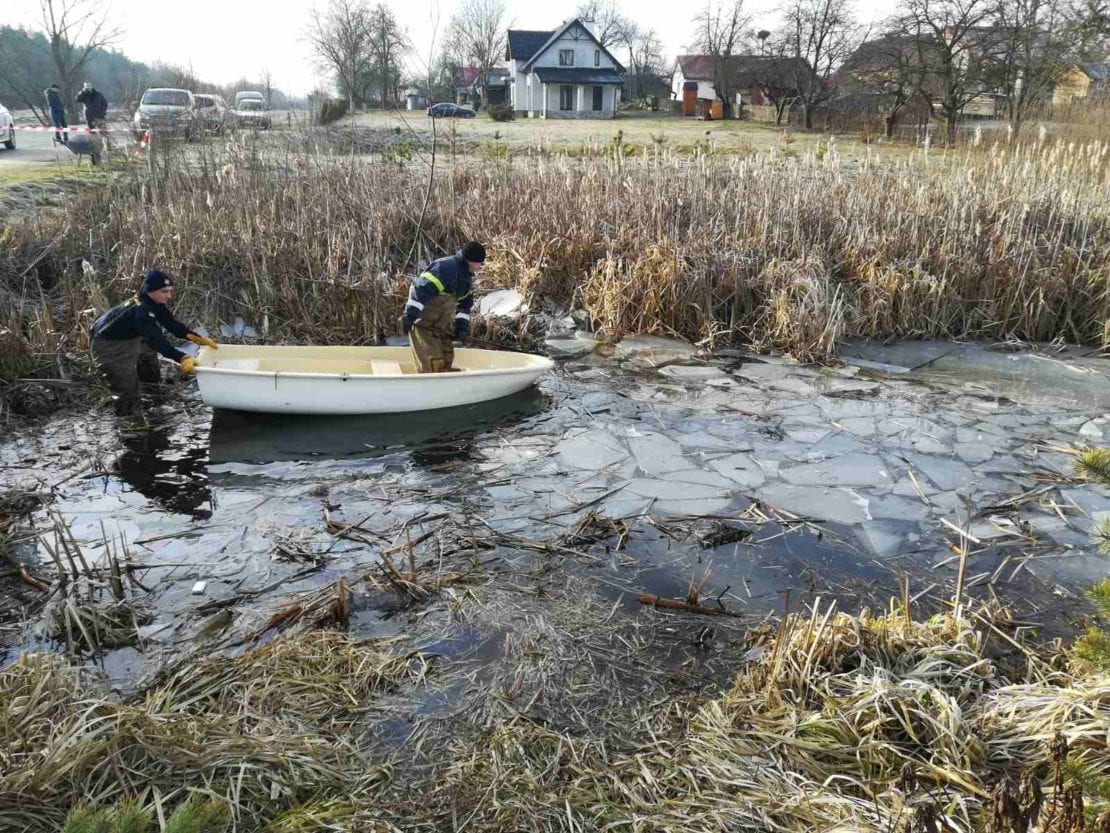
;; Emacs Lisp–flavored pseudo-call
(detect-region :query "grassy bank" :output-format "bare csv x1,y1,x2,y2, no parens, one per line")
1,133,1109,402
1,601,1107,832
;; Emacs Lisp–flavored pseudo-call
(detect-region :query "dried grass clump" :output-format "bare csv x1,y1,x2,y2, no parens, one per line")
580,241,701,340
0,631,420,831
146,629,424,726
752,258,845,362
422,603,1108,833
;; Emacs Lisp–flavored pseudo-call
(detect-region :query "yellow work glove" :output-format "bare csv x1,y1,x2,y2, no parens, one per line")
187,334,219,350
179,356,196,376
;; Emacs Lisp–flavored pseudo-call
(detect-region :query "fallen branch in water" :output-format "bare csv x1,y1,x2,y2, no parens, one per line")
637,593,741,617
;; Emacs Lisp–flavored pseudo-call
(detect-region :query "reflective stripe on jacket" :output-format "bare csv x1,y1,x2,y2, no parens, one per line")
404,252,475,331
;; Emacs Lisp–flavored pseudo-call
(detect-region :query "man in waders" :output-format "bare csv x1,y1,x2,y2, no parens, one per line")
401,241,485,373
89,269,218,414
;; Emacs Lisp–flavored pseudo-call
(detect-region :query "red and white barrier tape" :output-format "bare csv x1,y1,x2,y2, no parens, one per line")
7,124,152,155
9,125,115,133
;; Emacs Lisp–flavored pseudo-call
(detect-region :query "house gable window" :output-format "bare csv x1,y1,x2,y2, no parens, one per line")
595,49,600,66
559,85,574,110
559,49,574,67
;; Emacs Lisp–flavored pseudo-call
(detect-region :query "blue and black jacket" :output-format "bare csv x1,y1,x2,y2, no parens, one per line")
90,294,195,362
44,87,66,122
404,251,475,335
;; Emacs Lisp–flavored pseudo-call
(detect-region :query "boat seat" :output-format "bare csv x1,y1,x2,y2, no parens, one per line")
370,359,404,376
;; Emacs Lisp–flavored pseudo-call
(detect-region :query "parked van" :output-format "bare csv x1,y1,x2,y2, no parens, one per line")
234,91,266,107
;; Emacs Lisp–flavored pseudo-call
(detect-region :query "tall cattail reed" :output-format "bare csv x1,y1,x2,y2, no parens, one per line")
2,133,1109,389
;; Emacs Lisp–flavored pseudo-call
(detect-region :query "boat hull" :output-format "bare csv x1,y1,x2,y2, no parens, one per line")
194,344,554,415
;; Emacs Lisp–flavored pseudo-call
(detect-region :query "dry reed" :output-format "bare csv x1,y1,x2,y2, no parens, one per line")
2,133,1109,402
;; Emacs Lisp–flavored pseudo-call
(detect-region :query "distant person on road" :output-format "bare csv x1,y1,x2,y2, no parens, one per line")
76,81,109,135
90,269,219,415
44,83,67,144
401,242,484,373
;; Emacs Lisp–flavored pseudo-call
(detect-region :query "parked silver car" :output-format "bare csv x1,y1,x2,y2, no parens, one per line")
194,93,229,133
234,99,272,130
132,88,198,139
0,101,14,150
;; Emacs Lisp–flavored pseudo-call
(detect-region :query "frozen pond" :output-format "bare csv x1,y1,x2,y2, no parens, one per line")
2,340,1109,692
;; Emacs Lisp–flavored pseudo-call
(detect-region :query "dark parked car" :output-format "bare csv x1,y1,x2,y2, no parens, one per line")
426,103,476,119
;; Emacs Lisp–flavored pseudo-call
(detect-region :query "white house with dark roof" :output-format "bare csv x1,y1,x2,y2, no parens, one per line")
506,18,625,118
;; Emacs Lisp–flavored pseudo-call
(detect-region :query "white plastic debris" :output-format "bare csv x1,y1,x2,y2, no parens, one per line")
478,289,524,319
191,581,208,595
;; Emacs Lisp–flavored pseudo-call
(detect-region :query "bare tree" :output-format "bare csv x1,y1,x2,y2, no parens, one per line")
1073,0,1110,57
444,0,507,108
775,0,862,129
576,0,632,48
260,67,275,107
305,0,374,109
893,0,1002,144
367,3,407,107
839,33,927,136
624,25,667,102
748,56,809,123
21,0,122,119
692,0,752,118
995,0,1077,139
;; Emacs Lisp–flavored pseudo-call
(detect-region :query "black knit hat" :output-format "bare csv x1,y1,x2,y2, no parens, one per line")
461,241,486,263
142,268,174,293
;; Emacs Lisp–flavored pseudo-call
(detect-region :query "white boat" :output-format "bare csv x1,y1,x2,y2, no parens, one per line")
194,344,554,414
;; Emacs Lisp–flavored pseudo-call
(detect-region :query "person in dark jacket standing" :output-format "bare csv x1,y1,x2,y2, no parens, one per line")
76,81,109,131
44,83,67,144
90,269,218,414
401,242,485,373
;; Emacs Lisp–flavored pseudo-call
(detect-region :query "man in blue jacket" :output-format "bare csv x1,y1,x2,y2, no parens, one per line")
401,241,485,373
90,269,218,414
44,83,67,144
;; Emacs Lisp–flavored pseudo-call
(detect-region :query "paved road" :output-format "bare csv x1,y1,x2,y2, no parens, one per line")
1,112,302,176
0,120,134,171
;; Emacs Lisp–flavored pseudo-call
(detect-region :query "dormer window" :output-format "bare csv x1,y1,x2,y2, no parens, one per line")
559,49,574,66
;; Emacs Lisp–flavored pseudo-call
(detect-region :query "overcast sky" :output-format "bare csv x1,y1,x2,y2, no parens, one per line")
6,0,895,96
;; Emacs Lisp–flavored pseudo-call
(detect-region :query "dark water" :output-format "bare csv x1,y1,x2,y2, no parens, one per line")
115,420,213,519
206,387,550,465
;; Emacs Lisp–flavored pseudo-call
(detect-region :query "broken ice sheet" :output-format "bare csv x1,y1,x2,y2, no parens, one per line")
856,519,917,558
626,432,688,476
553,432,627,470
709,453,767,488
780,453,894,488
658,365,728,382
218,317,258,339
610,335,697,365
902,453,977,492
545,338,593,358
756,483,872,523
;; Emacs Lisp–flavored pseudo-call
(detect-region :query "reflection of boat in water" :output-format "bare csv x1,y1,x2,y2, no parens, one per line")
207,387,549,465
